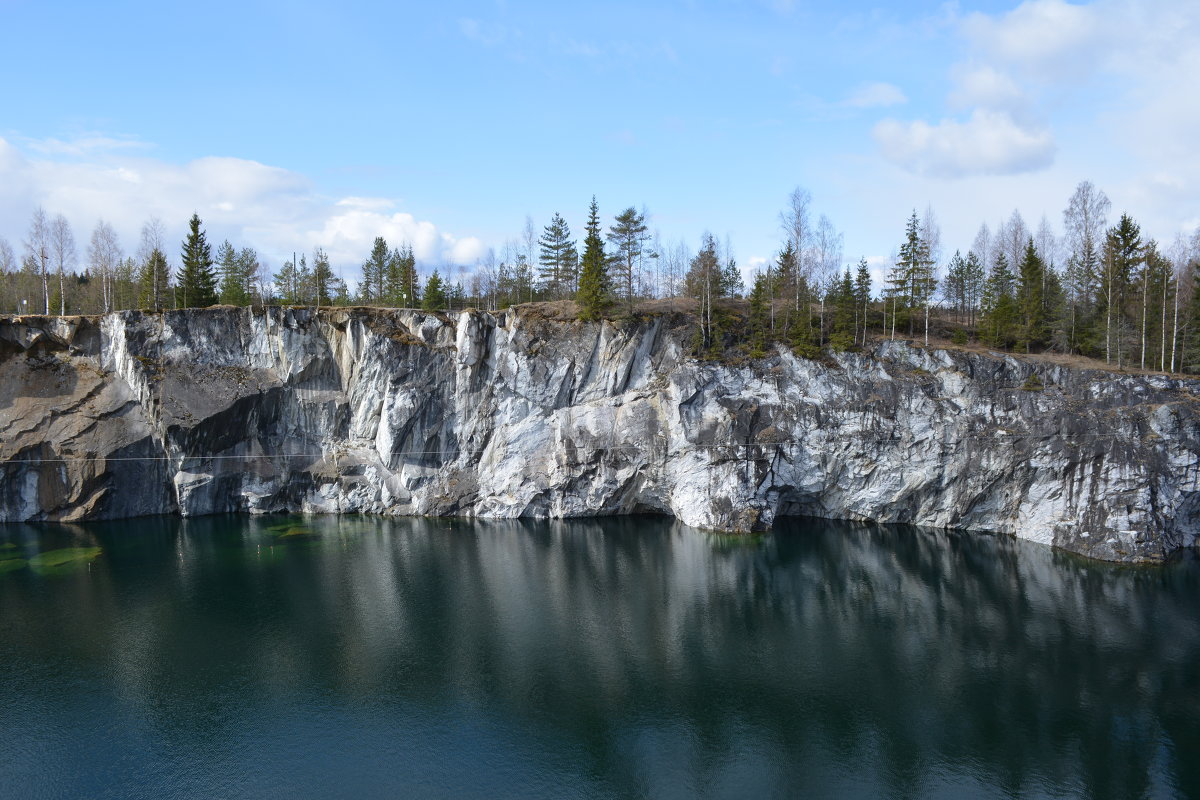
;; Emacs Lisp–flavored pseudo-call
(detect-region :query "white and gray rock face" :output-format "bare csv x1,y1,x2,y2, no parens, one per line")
2,306,1198,562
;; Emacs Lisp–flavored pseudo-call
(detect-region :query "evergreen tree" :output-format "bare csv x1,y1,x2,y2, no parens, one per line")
829,267,856,351
1100,214,1144,366
237,248,261,305
311,248,335,306
1015,239,1047,352
748,271,771,357
274,255,309,304
138,248,172,310
720,257,744,298
538,213,578,299
217,240,252,305
381,243,418,307
944,251,968,323
963,251,985,332
576,197,608,321
774,242,797,302
422,269,447,311
981,252,1017,348
607,206,648,315
894,210,934,338
178,213,218,308
685,234,722,354
854,257,872,346
361,237,388,304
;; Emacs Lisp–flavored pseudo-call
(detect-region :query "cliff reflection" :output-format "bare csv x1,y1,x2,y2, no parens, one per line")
0,515,1197,799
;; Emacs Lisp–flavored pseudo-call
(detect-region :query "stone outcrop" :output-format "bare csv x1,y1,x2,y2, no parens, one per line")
2,306,1198,562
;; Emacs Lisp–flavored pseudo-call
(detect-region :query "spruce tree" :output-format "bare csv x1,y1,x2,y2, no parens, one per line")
576,197,608,321
981,252,1017,348
138,248,171,310
361,237,388,304
854,257,872,346
830,268,856,350
1100,214,1144,366
1016,239,1047,352
422,269,446,311
748,271,771,357
217,240,251,305
178,213,217,308
720,257,744,298
312,248,335,307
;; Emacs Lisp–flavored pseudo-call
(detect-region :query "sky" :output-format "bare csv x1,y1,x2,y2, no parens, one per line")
1,0,1198,290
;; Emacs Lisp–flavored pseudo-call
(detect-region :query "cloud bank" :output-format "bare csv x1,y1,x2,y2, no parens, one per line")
0,137,485,284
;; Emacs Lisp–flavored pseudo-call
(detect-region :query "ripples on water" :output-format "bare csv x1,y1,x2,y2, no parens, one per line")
0,515,1197,799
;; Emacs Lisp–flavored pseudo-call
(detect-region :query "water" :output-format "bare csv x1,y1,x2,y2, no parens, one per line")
0,515,1197,799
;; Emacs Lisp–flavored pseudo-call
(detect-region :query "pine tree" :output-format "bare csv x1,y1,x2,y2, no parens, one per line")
311,248,335,307
1100,214,1144,366
685,234,721,354
607,207,648,315
944,251,968,323
237,248,261,305
217,240,252,305
720,257,744,298
178,213,217,308
576,197,608,321
538,213,578,299
963,251,985,332
748,271,771,357
361,237,388,304
829,267,856,351
422,269,446,311
1015,239,1047,352
854,257,872,346
138,248,172,310
274,255,308,305
981,252,1017,348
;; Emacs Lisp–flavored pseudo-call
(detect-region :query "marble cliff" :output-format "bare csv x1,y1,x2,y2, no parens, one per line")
1,306,1197,562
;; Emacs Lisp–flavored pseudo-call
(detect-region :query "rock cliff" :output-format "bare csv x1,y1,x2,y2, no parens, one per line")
2,306,1197,562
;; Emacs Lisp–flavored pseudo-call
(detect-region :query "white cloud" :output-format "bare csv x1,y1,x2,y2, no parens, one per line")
843,82,908,109
24,135,151,158
947,65,1028,116
873,110,1055,178
0,136,485,287
962,0,1108,79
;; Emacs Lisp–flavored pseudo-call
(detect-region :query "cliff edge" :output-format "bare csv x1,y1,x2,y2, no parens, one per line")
2,306,1197,562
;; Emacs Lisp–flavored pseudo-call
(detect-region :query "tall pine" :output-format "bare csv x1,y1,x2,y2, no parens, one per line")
538,213,578,299
1015,239,1047,352
576,197,608,321
178,213,217,308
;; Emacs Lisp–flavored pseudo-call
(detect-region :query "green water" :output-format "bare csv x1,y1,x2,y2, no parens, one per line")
0,515,1197,799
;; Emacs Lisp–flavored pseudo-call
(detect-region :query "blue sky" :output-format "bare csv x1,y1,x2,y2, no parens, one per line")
1,0,1197,288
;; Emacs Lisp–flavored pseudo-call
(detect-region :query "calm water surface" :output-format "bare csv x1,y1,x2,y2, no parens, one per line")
0,515,1197,799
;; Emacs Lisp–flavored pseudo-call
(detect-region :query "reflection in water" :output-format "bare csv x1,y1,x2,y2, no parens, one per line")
0,515,1197,799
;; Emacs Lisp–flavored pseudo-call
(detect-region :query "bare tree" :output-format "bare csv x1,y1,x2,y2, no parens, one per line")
521,215,537,302
48,214,76,315
23,207,51,314
0,236,14,313
88,220,122,313
779,186,812,311
1062,181,1111,350
139,217,169,311
919,206,942,346
813,213,843,345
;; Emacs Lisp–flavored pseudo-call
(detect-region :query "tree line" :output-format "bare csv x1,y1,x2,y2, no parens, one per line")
2,181,1199,372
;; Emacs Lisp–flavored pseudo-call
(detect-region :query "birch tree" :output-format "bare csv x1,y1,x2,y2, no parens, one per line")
88,220,122,313
24,207,51,314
